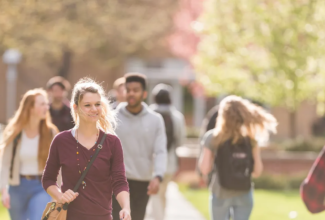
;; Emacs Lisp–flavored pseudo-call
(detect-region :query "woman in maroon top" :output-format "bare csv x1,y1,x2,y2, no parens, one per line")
42,78,130,220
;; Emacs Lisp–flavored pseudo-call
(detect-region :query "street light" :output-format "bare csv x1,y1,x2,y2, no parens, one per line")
2,49,22,120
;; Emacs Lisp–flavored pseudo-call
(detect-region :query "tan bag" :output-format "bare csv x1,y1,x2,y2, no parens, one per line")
41,202,68,220
41,133,107,220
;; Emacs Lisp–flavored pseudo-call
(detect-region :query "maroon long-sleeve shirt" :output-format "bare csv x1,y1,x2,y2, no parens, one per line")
42,130,129,220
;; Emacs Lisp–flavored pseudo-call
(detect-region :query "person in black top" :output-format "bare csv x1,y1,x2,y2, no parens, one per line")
200,105,219,137
46,76,74,132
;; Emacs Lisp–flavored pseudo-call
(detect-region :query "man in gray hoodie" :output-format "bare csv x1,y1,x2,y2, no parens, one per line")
112,73,167,220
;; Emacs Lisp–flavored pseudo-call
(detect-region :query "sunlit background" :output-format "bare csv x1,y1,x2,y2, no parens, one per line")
1,0,325,219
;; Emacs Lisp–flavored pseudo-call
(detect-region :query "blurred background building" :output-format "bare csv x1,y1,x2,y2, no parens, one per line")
2,1,325,219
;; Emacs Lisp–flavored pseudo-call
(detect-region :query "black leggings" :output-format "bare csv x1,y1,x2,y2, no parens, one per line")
112,179,150,220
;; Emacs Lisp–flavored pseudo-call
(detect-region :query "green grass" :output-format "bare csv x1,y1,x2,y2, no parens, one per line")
178,185,325,220
0,196,9,220
2,188,325,220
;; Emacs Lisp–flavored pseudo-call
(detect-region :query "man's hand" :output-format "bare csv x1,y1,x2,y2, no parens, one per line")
147,177,160,195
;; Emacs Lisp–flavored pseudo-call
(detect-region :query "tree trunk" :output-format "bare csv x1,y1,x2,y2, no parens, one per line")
289,110,297,139
58,49,72,78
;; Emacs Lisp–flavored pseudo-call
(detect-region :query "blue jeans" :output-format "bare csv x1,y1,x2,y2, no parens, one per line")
9,177,52,220
210,190,253,220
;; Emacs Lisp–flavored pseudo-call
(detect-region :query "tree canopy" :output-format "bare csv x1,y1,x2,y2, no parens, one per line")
0,0,178,69
195,0,325,110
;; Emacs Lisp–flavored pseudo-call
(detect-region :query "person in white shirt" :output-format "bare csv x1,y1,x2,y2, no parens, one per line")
0,88,58,220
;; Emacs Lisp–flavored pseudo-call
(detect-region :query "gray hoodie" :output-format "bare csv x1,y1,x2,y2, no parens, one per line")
115,102,167,181
150,104,186,174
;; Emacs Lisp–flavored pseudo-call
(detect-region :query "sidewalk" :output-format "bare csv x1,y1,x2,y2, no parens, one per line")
146,182,206,220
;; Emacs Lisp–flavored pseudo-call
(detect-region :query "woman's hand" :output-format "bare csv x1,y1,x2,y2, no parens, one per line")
252,145,263,178
1,188,10,209
59,189,79,204
120,208,131,220
198,148,214,176
116,191,131,219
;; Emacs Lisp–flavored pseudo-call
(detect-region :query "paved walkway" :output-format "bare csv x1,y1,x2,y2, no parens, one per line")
145,182,206,220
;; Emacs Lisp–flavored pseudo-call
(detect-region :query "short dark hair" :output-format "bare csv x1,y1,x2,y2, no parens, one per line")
152,84,172,105
124,73,147,90
46,76,71,91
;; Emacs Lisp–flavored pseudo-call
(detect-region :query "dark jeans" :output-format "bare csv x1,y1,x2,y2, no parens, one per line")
112,179,150,220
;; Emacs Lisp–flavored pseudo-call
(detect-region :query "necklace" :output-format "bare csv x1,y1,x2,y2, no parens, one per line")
75,128,100,189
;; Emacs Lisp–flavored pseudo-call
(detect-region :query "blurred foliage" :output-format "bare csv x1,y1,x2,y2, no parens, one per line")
0,0,178,66
278,137,325,152
168,0,203,59
253,175,287,190
253,174,305,190
183,173,305,191
194,0,325,115
186,126,200,138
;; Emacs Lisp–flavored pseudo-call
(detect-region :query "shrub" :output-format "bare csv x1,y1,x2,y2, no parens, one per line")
287,175,306,189
278,138,325,152
186,126,201,138
253,175,288,190
253,174,305,190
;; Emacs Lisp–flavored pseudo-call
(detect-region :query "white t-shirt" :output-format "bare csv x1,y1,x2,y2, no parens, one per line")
19,131,40,175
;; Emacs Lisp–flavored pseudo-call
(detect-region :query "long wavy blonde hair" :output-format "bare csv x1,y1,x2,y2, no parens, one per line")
1,88,58,171
71,78,116,134
213,95,277,148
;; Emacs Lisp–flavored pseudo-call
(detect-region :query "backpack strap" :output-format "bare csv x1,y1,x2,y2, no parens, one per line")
10,132,22,179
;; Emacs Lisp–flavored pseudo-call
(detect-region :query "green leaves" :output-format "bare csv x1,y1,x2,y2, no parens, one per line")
195,0,325,111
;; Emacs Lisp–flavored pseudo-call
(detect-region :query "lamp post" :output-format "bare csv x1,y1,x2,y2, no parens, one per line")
2,49,22,120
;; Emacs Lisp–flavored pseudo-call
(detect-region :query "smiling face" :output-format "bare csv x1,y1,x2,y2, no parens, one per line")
30,94,49,120
75,92,102,123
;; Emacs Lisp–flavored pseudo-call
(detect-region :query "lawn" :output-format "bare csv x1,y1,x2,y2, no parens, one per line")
178,185,325,220
0,196,9,220
1,189,325,220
